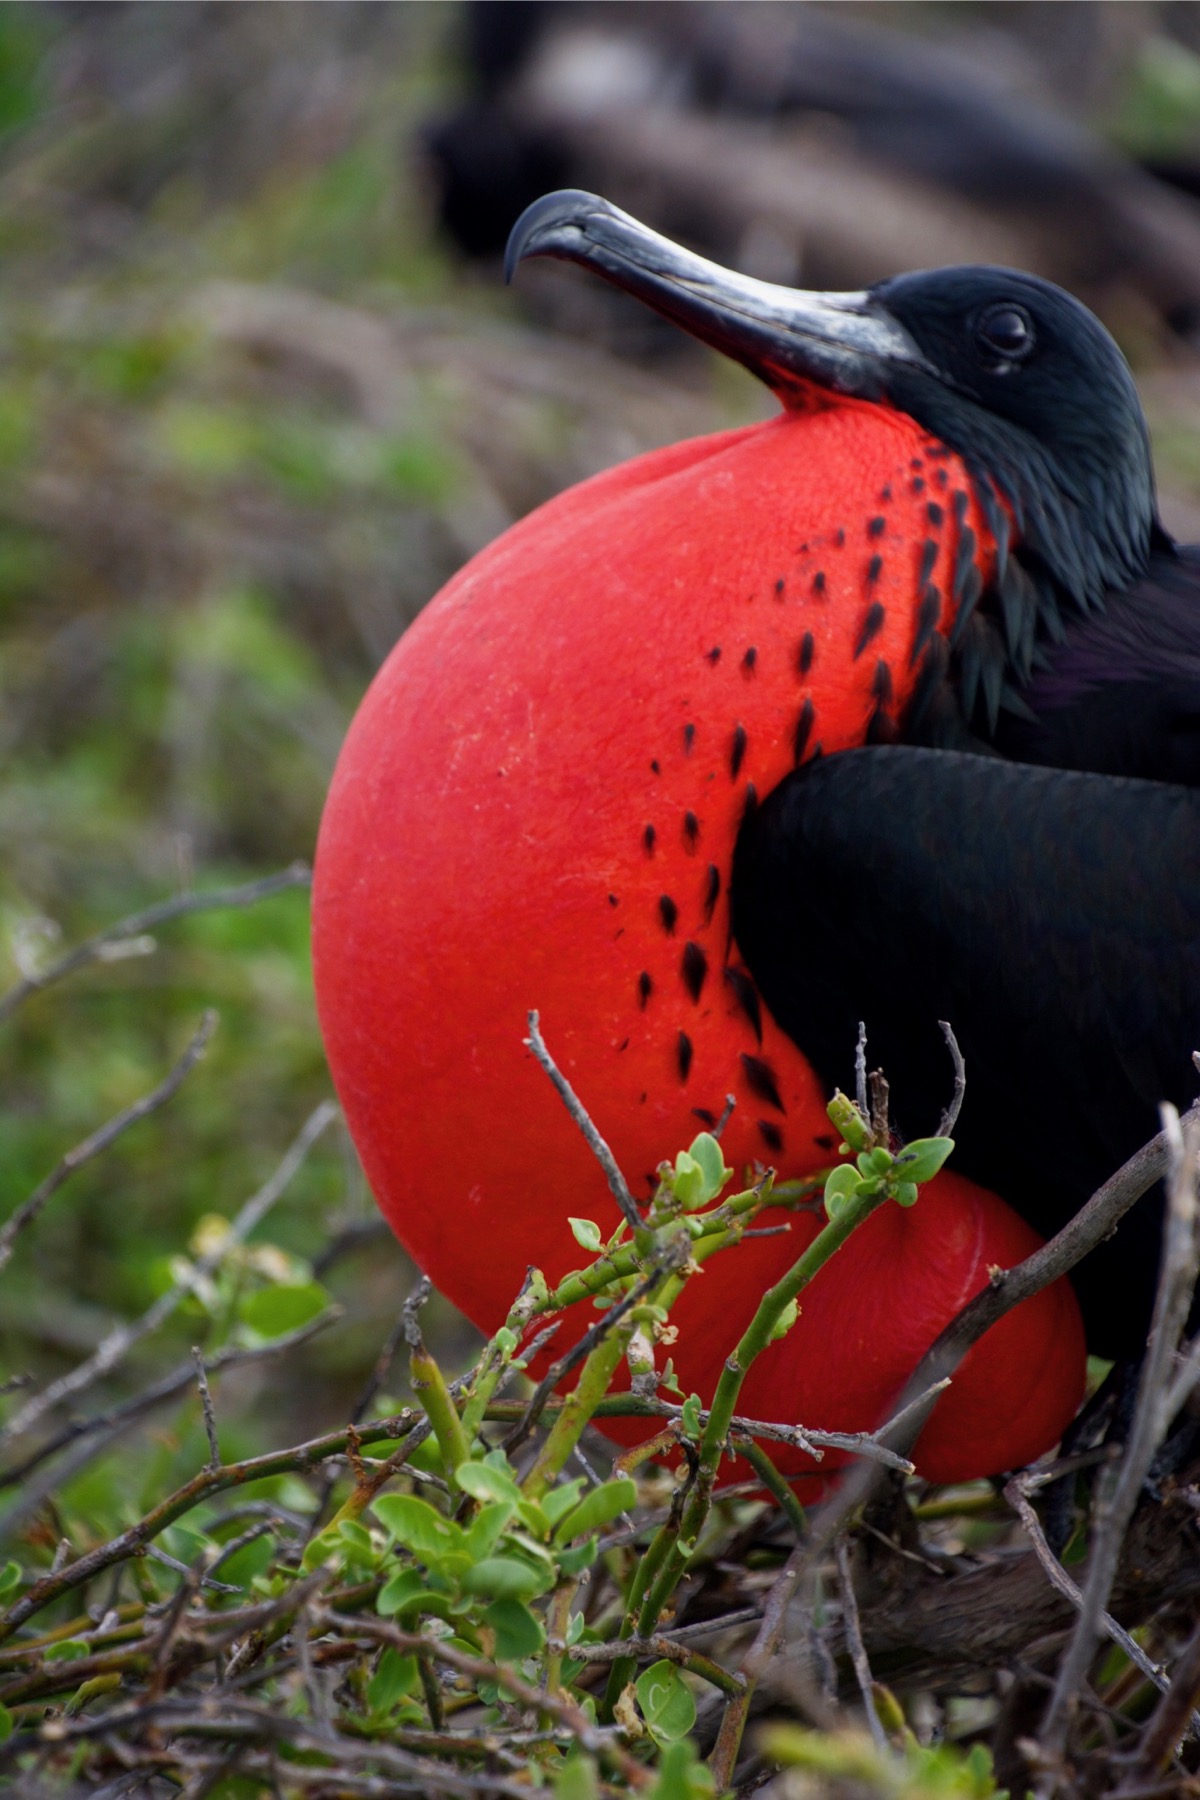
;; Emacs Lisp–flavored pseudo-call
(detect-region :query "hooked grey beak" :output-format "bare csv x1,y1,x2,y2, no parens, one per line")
505,189,930,404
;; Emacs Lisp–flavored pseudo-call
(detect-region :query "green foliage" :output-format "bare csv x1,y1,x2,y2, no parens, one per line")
822,1092,954,1221
635,1659,696,1746
761,1725,1006,1798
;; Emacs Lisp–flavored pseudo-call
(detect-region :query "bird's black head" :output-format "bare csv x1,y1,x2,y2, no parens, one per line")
871,265,1158,613
507,193,1166,706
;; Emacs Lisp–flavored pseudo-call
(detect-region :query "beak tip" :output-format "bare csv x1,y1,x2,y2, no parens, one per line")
504,188,612,284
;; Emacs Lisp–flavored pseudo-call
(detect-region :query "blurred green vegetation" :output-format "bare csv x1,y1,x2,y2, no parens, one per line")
0,1,748,1535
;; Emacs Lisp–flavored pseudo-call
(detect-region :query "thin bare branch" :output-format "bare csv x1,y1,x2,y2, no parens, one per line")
1039,1104,1200,1770
937,1019,967,1136
1,1099,339,1445
193,1347,221,1472
0,1011,218,1274
525,1008,641,1231
1003,1475,1179,1706
709,1541,806,1789
0,863,311,1024
836,1535,888,1753
0,1306,342,1500
1116,1617,1200,1793
855,1021,868,1117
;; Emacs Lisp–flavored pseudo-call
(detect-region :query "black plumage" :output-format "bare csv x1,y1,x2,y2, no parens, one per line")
507,191,1200,1358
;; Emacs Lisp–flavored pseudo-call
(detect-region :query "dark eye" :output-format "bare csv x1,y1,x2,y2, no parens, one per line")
976,304,1035,362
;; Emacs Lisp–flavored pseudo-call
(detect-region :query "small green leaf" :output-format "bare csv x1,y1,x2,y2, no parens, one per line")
367,1647,418,1715
485,1597,545,1659
893,1181,919,1208
558,1536,598,1576
671,1151,705,1211
464,1499,516,1562
568,1217,603,1251
552,1477,637,1544
461,1555,554,1601
636,1659,696,1745
823,1163,863,1220
338,1520,375,1555
240,1281,330,1338
516,1498,551,1537
0,1704,11,1743
680,1394,702,1437
0,1562,20,1597
553,1752,599,1800
457,1462,521,1505
687,1131,731,1204
893,1136,954,1185
45,1640,89,1663
377,1569,453,1619
541,1477,587,1528
646,1737,716,1800
373,1494,461,1563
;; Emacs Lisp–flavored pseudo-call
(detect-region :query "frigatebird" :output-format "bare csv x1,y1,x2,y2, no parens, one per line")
506,190,1200,1359
313,190,1197,1483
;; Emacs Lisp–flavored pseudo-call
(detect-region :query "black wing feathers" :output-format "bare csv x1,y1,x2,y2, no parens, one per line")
731,747,1200,1353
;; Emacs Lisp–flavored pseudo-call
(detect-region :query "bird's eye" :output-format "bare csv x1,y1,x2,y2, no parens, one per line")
976,304,1035,363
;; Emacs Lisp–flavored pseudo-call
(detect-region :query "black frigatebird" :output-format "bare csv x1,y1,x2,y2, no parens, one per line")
509,191,1200,1356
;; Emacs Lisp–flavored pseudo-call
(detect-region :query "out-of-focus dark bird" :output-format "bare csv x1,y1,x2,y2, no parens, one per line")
313,189,1200,1490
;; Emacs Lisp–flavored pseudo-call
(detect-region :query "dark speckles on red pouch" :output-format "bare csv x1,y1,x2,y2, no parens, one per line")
792,697,815,765
910,457,924,471
724,964,763,1043
927,500,944,529
812,570,826,596
741,646,758,675
854,602,886,660
918,538,939,586
677,1031,694,1083
682,810,700,852
608,893,619,908
741,782,758,828
911,475,925,494
681,941,708,1003
704,646,721,665
835,528,846,547
729,722,747,780
683,722,696,756
798,631,815,676
659,894,679,935
866,553,883,585
702,862,721,924
774,576,786,599
650,759,660,776
741,1052,786,1112
638,971,653,1010
872,659,894,709
879,484,892,503
934,467,949,490
692,1106,718,1128
643,824,656,855
951,489,970,526
867,515,886,539
758,1119,784,1154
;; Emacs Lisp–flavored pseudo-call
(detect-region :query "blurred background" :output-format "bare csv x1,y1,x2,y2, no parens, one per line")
5,0,1200,1542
